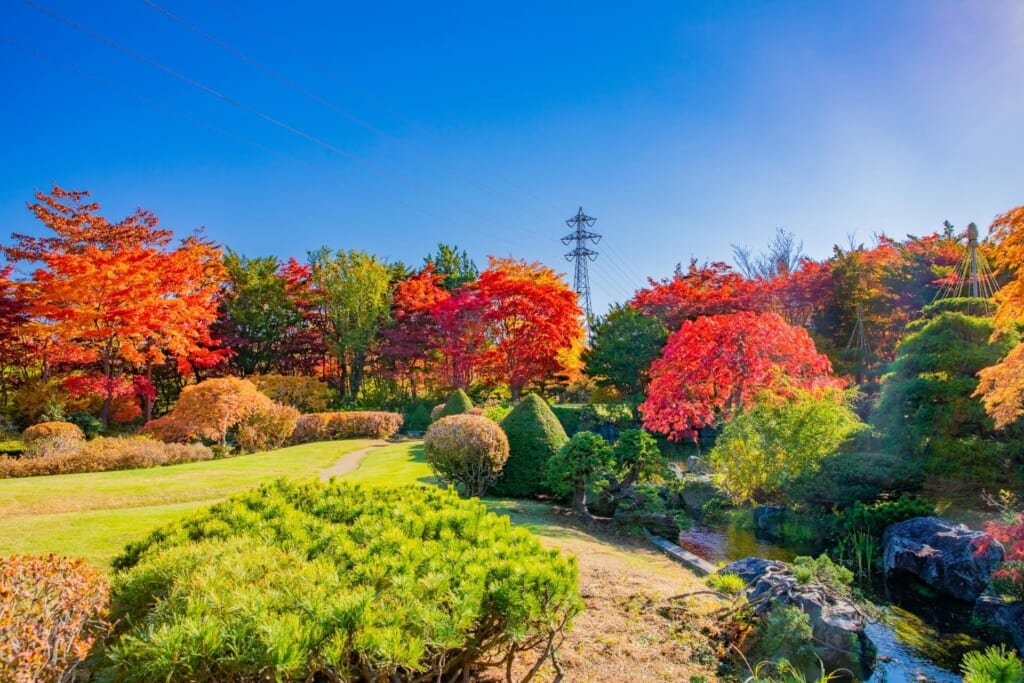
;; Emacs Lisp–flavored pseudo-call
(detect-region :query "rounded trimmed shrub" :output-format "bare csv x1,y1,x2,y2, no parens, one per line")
492,394,568,497
424,414,509,497
107,481,581,683
235,403,300,453
436,389,473,420
21,421,84,458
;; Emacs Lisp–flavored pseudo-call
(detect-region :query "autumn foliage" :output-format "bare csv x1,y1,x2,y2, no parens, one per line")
289,411,404,443
0,554,110,683
640,311,840,441
142,377,294,450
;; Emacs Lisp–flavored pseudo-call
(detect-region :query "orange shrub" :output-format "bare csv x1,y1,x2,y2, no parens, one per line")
137,414,192,443
235,403,300,453
430,403,445,422
0,554,110,683
145,378,275,446
324,411,403,439
290,413,329,444
250,374,331,413
289,411,403,444
0,437,212,479
21,422,84,459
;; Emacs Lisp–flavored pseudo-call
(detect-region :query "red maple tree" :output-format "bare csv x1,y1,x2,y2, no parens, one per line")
640,311,842,441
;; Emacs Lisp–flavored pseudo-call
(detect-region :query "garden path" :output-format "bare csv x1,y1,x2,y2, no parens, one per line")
318,440,389,481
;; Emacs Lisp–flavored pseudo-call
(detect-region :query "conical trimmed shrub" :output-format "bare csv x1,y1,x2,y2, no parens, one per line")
493,394,568,497
436,389,474,420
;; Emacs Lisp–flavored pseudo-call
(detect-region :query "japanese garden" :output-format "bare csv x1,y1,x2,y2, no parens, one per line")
3,3,1024,682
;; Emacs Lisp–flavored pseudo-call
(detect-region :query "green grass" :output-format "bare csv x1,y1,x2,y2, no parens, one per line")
340,440,436,486
0,440,374,567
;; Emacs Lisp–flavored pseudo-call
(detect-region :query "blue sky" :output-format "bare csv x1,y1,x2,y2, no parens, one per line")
2,0,1023,314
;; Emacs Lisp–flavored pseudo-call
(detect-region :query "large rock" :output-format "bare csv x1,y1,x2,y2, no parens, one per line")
973,593,1024,652
720,557,876,680
882,516,1003,602
672,475,720,515
685,455,712,475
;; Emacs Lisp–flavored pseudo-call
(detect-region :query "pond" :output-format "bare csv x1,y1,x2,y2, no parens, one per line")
678,521,993,682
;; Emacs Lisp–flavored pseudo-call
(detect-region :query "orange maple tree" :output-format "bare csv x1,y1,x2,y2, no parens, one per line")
975,204,1024,428
473,257,584,401
640,311,841,441
4,187,227,427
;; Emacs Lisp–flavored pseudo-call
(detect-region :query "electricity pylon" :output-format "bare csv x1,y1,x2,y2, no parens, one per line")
562,207,601,324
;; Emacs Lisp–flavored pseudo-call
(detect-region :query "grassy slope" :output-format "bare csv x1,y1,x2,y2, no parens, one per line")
0,440,372,566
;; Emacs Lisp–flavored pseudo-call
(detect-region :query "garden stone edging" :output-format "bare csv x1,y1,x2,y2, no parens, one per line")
720,557,877,681
882,516,1003,602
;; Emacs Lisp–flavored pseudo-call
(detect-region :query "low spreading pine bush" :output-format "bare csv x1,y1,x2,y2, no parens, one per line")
106,481,581,683
290,411,403,444
0,554,110,683
424,414,509,497
0,437,213,478
961,644,1024,683
21,421,84,458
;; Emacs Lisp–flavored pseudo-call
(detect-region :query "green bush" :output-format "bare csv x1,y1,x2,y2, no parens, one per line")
841,495,934,537
106,481,581,682
402,402,432,432
545,431,614,517
550,403,635,436
423,414,510,497
709,388,866,505
791,555,853,597
67,411,103,439
613,428,666,485
706,572,746,595
436,389,473,420
961,644,1024,683
493,394,568,497
788,451,924,511
482,404,512,423
749,605,817,677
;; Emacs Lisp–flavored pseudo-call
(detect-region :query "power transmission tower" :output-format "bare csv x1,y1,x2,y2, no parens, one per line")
562,207,601,324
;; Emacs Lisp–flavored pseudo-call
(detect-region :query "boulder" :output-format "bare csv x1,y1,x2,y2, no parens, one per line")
882,516,1003,602
973,592,1024,652
685,455,712,475
674,475,719,515
720,557,876,680
753,505,787,540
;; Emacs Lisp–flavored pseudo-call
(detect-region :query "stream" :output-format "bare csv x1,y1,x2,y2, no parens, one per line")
677,522,992,682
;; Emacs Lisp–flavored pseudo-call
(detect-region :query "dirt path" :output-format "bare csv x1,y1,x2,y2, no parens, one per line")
486,504,723,682
318,440,389,481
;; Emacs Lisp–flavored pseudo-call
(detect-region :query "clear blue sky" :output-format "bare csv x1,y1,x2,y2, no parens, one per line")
2,0,1022,314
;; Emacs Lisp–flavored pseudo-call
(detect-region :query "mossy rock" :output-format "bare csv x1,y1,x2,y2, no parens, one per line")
493,394,568,497
437,389,474,420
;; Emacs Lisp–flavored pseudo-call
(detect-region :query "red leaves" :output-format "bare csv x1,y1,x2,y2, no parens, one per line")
631,260,773,329
639,311,841,441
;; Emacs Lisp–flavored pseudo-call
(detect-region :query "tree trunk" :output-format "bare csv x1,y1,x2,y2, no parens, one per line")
349,353,365,401
143,361,153,423
572,486,593,519
510,384,521,403
100,358,113,430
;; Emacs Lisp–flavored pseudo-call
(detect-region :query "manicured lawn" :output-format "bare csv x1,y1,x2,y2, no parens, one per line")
0,440,373,567
340,440,436,486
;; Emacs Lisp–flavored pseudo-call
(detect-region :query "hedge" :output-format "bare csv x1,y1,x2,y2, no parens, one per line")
289,411,403,444
106,481,581,682
0,437,213,479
